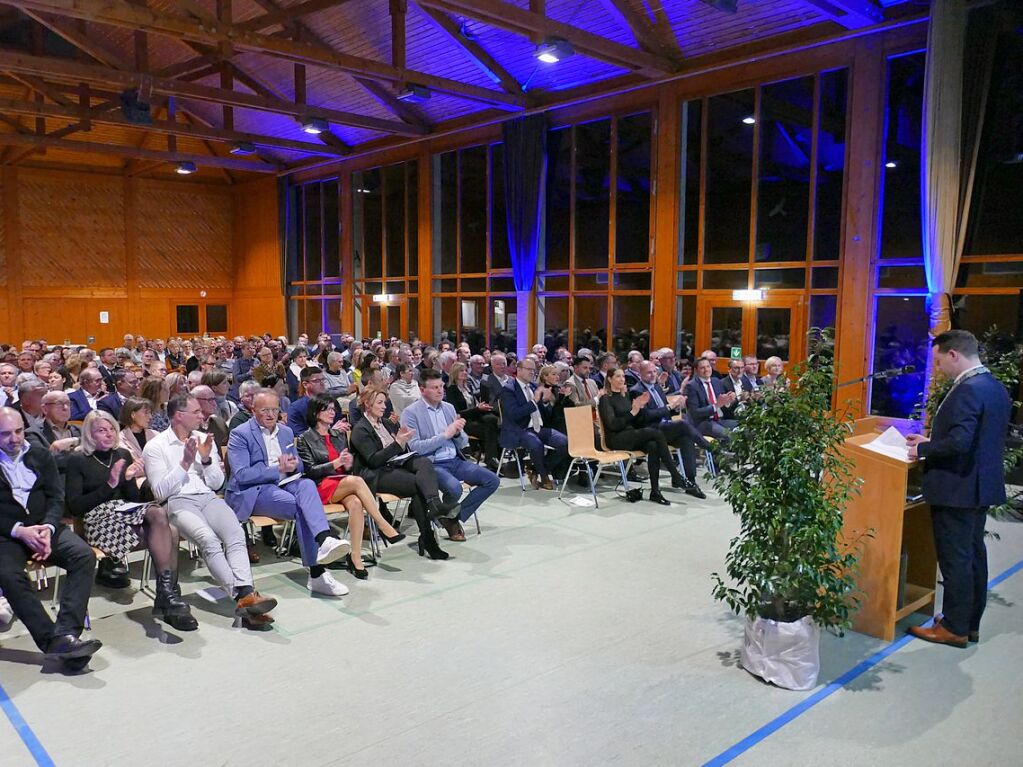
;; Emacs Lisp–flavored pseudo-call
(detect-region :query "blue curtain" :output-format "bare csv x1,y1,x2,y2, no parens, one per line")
502,114,548,292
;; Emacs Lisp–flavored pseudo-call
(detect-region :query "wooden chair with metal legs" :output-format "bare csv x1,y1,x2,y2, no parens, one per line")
595,416,645,492
494,400,529,492
559,405,635,508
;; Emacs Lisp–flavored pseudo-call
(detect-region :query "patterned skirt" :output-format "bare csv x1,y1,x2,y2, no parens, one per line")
83,500,150,560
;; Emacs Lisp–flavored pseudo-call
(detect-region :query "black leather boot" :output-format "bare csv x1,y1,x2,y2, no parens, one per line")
154,571,198,631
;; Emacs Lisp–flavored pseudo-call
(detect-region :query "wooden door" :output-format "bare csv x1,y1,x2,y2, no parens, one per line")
696,295,805,374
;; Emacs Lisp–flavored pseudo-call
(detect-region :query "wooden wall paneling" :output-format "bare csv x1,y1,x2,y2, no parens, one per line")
136,179,233,289
18,168,126,288
651,91,678,350
22,297,88,344
232,177,285,335
834,37,886,417
124,176,142,331
3,167,23,341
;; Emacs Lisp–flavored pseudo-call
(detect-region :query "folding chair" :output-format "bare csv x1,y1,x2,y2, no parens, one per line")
559,405,635,508
494,400,529,492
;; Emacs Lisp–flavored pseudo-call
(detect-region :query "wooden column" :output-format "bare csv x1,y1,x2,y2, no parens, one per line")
416,148,432,343
835,39,886,417
340,168,355,332
3,166,23,341
123,176,141,331
651,90,679,350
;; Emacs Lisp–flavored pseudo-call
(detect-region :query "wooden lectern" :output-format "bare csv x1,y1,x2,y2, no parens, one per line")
839,417,937,641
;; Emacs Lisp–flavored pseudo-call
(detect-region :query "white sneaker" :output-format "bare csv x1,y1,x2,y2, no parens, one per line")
308,572,349,597
0,596,14,630
315,536,351,565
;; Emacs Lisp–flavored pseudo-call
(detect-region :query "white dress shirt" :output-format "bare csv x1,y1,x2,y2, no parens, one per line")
142,428,225,501
260,424,283,468
519,379,543,433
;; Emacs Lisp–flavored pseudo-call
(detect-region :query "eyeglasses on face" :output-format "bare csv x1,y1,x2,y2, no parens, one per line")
257,408,281,415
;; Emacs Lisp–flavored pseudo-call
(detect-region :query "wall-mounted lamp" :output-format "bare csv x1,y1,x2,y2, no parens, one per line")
732,289,765,301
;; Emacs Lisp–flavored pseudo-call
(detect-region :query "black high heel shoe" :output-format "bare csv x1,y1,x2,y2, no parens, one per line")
417,532,449,560
380,531,406,547
344,554,368,580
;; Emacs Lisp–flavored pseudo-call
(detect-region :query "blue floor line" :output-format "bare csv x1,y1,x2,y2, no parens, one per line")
701,554,1023,767
0,679,55,767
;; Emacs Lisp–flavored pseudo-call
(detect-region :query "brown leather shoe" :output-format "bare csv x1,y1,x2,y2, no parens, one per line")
247,545,261,564
235,592,278,617
437,517,466,542
935,614,979,643
241,613,275,631
908,621,968,648
540,478,554,491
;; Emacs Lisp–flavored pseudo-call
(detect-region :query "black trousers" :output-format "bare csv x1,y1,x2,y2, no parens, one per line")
654,420,712,481
375,458,439,535
931,505,988,637
0,526,96,651
465,413,501,463
606,427,681,492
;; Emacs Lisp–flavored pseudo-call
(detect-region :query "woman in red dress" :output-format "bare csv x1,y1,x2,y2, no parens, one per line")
296,394,405,579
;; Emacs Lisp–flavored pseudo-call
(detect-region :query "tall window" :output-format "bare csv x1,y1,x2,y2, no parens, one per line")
286,179,341,338
352,160,418,341
677,70,847,363
538,112,654,357
432,143,515,352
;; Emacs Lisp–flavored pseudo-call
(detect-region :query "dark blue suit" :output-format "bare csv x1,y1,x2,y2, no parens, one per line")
498,379,568,481
917,369,1010,637
684,377,737,440
629,381,711,481
68,389,95,422
96,392,124,421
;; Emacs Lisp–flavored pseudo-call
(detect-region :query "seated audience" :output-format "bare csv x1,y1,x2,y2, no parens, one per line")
229,379,261,430
200,370,236,423
655,348,685,393
445,362,500,469
721,358,755,417
141,376,170,432
592,352,618,390
252,346,285,386
296,394,405,578
497,359,570,490
119,397,156,464
68,368,103,422
565,356,599,407
226,390,352,597
699,350,724,379
349,387,456,560
164,339,185,372
685,357,738,441
143,394,276,629
599,368,688,505
623,350,644,388
742,356,761,391
97,369,139,421
25,391,81,476
388,363,421,417
535,364,573,436
405,371,499,541
65,412,197,631
0,363,19,406
287,366,338,437
0,407,100,671
322,351,356,398
761,356,786,389
480,353,512,407
286,348,312,399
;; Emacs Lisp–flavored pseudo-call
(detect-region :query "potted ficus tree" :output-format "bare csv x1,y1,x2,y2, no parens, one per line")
711,329,865,690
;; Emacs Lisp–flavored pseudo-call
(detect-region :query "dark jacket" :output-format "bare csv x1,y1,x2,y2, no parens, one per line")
68,388,95,422
629,381,674,426
0,444,65,538
684,376,729,430
918,370,1011,508
349,416,406,492
598,391,643,439
97,392,125,420
497,379,541,449
720,375,753,419
25,421,82,475
296,427,350,484
445,384,488,419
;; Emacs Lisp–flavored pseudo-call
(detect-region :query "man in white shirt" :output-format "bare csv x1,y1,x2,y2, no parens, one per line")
143,394,277,628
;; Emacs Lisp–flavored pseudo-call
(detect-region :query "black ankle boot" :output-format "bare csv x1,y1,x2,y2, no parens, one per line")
154,571,198,631
417,530,449,560
426,497,461,521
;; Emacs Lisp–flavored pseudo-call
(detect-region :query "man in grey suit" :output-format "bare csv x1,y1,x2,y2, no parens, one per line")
400,370,499,540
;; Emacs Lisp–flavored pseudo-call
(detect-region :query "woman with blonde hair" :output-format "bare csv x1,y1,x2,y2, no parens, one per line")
65,411,196,631
59,352,83,390
761,356,787,389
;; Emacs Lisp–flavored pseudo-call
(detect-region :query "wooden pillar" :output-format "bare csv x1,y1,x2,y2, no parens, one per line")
835,39,886,416
3,166,23,341
416,148,432,343
651,90,679,350
340,168,355,332
123,176,141,331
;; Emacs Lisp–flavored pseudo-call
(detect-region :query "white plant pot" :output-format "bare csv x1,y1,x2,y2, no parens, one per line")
740,615,821,691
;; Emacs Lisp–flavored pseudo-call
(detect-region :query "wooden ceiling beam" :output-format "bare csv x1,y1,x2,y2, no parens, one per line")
0,50,429,136
415,0,678,76
0,93,351,155
597,0,680,58
415,4,523,95
797,0,883,29
0,131,278,171
391,0,406,72
7,0,525,108
235,0,356,33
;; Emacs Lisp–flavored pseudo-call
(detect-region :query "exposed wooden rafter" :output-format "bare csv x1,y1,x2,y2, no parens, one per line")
6,0,526,108
235,0,356,33
797,0,884,29
415,0,679,76
597,0,681,58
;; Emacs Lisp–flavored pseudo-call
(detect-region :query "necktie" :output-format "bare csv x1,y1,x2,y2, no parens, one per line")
705,380,719,421
649,385,664,410
585,379,596,401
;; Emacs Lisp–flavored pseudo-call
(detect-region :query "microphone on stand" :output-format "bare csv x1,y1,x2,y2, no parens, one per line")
836,364,917,389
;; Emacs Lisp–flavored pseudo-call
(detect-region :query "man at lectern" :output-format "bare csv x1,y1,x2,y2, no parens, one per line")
905,330,1011,648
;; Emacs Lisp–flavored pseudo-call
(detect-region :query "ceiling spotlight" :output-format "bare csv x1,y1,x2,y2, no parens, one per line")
175,161,197,175
742,116,756,125
534,37,573,64
396,83,431,103
230,141,256,155
885,161,897,169
302,117,329,135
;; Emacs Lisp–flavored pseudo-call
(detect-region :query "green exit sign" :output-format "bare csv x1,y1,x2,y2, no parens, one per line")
730,347,742,359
